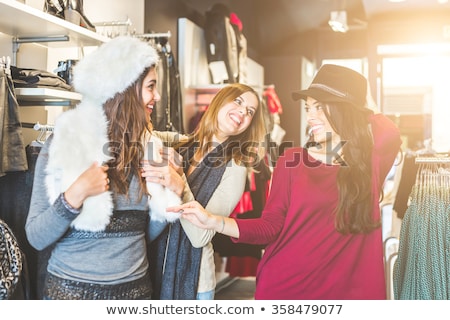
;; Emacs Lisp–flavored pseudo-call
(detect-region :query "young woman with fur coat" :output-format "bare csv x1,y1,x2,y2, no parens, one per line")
25,36,193,299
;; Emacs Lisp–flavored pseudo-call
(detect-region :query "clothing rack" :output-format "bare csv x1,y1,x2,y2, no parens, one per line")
21,122,54,131
393,151,450,300
22,122,54,146
415,155,450,164
93,18,134,38
135,31,171,39
93,18,132,27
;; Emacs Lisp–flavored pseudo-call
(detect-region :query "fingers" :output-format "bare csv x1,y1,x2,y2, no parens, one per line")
141,166,168,183
166,204,185,212
167,201,198,212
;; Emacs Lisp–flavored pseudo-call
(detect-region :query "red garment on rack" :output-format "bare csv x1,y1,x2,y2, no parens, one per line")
224,171,269,277
231,172,255,216
263,86,283,114
226,256,259,277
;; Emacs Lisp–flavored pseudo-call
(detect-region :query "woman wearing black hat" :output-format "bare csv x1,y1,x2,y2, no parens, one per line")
169,64,402,299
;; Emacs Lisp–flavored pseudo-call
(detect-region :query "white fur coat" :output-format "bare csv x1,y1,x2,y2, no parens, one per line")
45,100,180,232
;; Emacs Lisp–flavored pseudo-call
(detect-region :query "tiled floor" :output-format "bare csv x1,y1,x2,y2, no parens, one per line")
215,277,256,300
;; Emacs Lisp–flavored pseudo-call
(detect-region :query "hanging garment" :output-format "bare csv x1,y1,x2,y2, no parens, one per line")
0,65,28,177
213,163,271,277
0,145,43,299
263,86,283,115
393,159,450,299
230,12,248,83
152,39,183,133
204,3,239,84
392,154,418,219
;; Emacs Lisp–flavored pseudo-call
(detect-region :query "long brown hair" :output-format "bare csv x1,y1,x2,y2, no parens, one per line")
103,66,154,197
176,83,267,168
324,102,378,234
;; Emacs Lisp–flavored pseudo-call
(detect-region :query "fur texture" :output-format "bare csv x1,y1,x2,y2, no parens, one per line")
144,134,182,223
45,36,161,231
45,101,114,231
73,36,160,104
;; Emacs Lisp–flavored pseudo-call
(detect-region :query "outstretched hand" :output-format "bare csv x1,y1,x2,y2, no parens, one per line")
168,201,240,238
166,201,214,230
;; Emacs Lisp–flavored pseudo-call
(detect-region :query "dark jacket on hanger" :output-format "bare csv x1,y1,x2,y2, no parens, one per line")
152,40,183,133
204,3,239,84
0,66,28,176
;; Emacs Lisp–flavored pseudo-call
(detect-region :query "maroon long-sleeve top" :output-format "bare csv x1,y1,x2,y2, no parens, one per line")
233,114,401,299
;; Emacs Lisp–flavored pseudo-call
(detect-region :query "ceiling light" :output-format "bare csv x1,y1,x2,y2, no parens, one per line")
328,10,349,33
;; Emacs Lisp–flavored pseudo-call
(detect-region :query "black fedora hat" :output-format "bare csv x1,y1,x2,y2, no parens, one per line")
292,64,367,108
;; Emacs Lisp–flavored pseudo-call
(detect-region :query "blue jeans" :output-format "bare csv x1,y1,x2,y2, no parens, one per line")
197,290,214,300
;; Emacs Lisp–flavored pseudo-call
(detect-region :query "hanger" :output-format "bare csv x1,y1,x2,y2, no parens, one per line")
1,56,11,75
27,122,54,147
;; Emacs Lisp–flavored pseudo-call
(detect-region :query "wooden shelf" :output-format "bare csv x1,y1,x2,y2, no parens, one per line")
0,0,108,106
15,87,81,106
0,0,109,48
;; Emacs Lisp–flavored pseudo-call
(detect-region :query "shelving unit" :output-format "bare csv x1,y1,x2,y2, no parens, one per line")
188,85,223,108
15,87,81,106
0,0,109,105
0,0,109,48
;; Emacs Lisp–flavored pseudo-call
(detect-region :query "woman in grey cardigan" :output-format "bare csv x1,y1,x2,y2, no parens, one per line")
25,36,191,300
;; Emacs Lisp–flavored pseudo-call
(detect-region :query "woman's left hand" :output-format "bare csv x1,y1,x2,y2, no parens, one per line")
167,201,213,229
141,160,185,196
160,146,184,176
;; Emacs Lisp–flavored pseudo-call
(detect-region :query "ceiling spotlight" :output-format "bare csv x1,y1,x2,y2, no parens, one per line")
328,10,349,33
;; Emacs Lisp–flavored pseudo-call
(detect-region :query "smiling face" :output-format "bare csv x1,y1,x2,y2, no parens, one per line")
215,91,259,143
141,67,161,116
305,96,340,146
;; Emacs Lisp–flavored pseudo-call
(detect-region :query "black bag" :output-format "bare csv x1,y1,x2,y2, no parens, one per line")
0,219,23,300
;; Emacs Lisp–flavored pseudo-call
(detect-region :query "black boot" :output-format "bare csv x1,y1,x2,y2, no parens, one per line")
64,0,96,32
43,0,66,19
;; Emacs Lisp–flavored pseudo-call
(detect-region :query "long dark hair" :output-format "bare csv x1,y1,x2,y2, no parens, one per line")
103,66,153,197
324,102,378,234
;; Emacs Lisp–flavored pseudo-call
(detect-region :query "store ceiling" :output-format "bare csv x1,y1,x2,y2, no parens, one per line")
184,0,450,54
258,0,450,32
252,0,450,48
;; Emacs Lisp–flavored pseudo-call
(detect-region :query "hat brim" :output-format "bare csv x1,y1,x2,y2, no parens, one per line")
292,88,373,114
292,88,349,104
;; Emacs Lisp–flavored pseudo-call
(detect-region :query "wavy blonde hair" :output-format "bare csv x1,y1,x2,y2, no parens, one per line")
177,83,267,168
